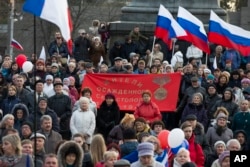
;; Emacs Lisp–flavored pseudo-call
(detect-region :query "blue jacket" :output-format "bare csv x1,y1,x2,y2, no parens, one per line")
221,49,241,70
1,96,20,116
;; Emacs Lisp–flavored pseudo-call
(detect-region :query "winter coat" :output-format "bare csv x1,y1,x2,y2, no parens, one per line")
187,134,205,167
120,141,139,157
221,49,241,70
73,36,91,62
28,107,60,132
134,101,162,124
58,141,83,167
1,95,20,116
48,40,69,58
121,42,139,61
48,93,72,136
11,103,29,134
109,45,124,65
181,103,208,129
193,122,211,158
232,111,250,139
171,51,184,69
107,124,124,144
37,129,62,154
205,93,221,120
96,100,120,139
233,130,250,151
177,86,206,113
70,109,96,144
0,154,34,167
205,152,219,167
89,42,106,68
206,124,233,147
211,89,239,125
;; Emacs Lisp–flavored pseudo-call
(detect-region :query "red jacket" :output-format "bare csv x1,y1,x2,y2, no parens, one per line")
187,134,205,167
134,100,162,124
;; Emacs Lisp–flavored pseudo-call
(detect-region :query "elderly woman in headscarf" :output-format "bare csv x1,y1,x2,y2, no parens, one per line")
107,113,135,145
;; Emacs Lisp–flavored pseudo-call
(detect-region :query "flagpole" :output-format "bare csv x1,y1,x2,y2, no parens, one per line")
205,53,208,66
9,0,15,59
33,14,38,167
149,36,156,67
171,38,176,57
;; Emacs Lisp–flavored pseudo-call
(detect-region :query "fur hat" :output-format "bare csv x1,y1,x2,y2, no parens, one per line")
216,112,228,121
137,142,154,157
58,141,83,167
120,113,135,125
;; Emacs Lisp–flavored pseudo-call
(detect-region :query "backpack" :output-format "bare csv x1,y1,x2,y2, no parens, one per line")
174,56,183,70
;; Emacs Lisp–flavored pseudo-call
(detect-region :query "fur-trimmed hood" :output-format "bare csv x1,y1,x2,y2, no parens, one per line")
11,103,29,120
57,141,83,167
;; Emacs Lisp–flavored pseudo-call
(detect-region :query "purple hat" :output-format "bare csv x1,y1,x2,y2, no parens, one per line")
219,151,230,164
105,93,115,100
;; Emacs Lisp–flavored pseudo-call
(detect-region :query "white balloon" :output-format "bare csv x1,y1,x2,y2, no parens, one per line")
168,128,185,148
22,61,33,73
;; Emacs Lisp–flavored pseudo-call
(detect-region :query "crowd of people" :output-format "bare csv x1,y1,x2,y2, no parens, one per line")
0,20,250,167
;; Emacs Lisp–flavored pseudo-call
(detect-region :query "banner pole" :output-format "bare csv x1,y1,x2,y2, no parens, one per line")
149,36,156,67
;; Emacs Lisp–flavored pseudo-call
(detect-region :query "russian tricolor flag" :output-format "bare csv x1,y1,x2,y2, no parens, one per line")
208,10,250,56
23,0,73,54
155,4,187,45
11,39,24,50
177,6,210,54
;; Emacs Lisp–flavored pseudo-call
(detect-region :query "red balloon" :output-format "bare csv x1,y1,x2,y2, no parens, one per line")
157,130,170,149
16,54,27,68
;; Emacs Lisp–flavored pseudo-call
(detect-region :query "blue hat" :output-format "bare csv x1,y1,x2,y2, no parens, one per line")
207,74,215,80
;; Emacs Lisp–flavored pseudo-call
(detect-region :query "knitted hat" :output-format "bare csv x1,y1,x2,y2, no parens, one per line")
216,112,228,121
214,140,226,149
137,142,154,157
219,151,230,165
241,78,250,84
207,74,215,80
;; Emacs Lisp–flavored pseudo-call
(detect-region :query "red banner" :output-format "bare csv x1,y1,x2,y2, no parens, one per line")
81,73,181,112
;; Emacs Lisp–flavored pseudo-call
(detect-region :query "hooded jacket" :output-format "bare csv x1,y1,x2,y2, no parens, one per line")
211,88,239,125
57,141,83,167
11,103,29,134
233,130,249,151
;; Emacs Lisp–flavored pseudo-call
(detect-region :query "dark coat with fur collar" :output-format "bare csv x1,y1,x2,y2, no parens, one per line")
57,141,83,167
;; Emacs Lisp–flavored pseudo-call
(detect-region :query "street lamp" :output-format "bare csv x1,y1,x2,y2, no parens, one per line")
9,0,15,58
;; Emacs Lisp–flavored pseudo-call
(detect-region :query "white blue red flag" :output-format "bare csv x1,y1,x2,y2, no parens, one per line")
23,0,73,54
208,10,250,56
177,6,210,54
11,39,24,50
155,4,187,46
